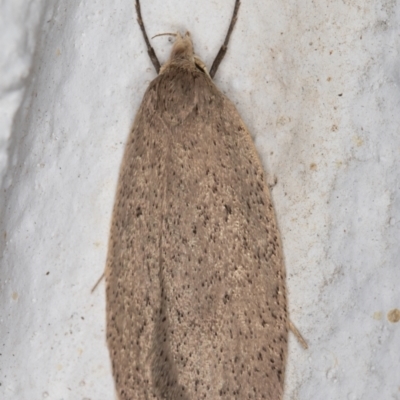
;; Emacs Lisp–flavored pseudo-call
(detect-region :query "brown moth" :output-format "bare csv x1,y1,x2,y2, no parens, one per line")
105,0,291,398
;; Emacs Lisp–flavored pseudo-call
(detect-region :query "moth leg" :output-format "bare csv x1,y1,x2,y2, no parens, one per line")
209,0,241,78
135,0,161,73
267,174,278,190
289,319,308,349
91,272,105,293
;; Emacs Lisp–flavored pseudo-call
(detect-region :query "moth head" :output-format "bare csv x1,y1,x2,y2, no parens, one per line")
170,32,194,61
157,31,210,77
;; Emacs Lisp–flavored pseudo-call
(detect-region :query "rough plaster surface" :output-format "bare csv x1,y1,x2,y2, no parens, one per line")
0,1,399,399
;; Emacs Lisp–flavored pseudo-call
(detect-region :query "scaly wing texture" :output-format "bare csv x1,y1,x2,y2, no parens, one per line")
106,66,288,400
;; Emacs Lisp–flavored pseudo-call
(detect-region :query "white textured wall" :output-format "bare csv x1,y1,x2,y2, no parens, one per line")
0,1,399,399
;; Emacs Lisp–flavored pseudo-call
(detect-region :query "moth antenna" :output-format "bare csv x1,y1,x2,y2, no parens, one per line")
210,0,241,78
135,0,161,73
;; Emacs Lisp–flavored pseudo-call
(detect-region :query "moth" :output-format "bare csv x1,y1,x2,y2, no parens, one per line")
105,1,300,398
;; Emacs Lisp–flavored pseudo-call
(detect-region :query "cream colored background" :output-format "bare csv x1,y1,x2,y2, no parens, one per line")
0,0,399,399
